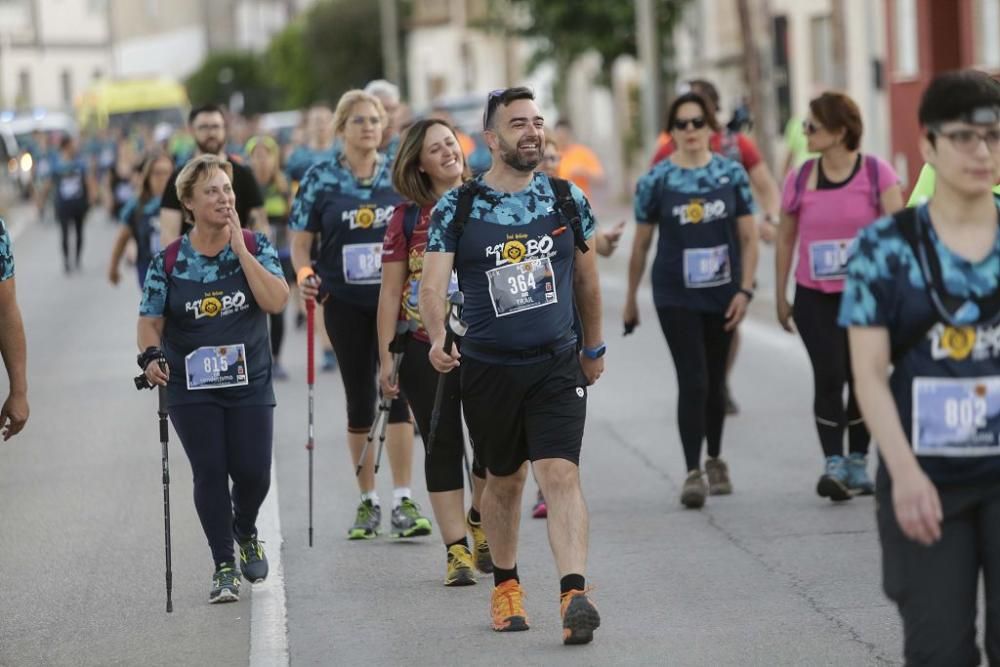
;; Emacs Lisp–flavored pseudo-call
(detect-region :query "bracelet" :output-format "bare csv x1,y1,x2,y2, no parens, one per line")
136,346,163,371
296,266,316,286
739,288,755,301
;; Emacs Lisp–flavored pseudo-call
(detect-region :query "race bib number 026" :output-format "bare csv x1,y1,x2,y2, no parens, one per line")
185,344,249,391
683,245,731,288
343,243,383,284
486,257,557,318
809,239,852,281
912,376,1000,457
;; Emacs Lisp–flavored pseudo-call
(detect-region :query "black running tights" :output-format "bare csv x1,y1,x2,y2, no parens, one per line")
58,211,85,266
269,308,285,360
792,286,869,458
657,306,732,472
169,404,273,567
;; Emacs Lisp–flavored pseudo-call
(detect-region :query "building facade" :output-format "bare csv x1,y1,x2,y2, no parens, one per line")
883,0,1000,190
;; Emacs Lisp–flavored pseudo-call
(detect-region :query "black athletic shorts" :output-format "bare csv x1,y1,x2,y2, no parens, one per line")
460,347,587,477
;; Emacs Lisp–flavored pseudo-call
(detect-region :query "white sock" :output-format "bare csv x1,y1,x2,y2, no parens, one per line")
361,490,380,506
393,487,411,507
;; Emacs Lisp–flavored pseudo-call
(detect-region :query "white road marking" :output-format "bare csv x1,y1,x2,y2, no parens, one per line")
249,463,289,667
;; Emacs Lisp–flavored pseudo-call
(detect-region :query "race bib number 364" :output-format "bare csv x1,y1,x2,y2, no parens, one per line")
185,344,249,391
486,257,557,318
912,377,1000,457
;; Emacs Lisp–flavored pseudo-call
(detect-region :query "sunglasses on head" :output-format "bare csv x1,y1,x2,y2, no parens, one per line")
482,89,506,131
672,116,706,131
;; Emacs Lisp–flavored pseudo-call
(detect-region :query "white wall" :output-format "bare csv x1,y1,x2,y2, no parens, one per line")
113,26,206,80
38,0,109,43
2,48,108,109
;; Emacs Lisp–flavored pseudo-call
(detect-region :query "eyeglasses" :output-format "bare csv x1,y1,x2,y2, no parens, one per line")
672,117,706,131
349,115,382,127
194,124,224,132
802,120,821,135
932,126,1000,153
482,89,505,131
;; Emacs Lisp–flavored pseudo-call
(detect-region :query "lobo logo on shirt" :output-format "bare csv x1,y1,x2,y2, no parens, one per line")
185,290,249,319
672,198,728,226
343,205,395,230
930,323,1000,362
484,233,555,267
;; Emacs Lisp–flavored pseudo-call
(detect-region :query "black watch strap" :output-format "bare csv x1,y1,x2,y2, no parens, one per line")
739,288,754,301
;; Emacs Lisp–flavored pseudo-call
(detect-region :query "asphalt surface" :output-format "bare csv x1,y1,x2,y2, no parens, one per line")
0,201,935,666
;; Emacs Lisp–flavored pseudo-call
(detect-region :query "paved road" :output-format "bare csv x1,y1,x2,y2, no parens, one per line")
0,204,919,666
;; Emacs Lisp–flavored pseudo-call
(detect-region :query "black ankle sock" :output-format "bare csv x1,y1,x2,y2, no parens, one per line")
468,507,481,523
493,565,519,587
446,537,469,553
560,573,585,595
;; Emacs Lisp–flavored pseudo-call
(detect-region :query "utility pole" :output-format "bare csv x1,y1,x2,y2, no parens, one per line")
635,0,661,158
379,0,401,85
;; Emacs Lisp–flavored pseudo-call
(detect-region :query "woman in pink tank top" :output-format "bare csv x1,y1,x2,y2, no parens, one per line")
775,92,904,501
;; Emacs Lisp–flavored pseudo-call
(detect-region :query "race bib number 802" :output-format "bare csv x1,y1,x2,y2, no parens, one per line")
912,376,1000,457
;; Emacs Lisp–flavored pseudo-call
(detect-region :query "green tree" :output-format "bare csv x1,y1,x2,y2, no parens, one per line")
496,0,688,107
185,51,275,114
266,19,319,109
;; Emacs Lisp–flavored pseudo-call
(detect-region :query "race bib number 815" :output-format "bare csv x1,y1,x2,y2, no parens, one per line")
185,344,249,391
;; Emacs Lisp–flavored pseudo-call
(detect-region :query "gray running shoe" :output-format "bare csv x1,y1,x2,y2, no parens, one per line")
817,455,852,502
237,535,268,583
391,498,432,538
846,453,875,495
209,562,241,604
348,499,381,540
704,458,733,495
680,470,707,509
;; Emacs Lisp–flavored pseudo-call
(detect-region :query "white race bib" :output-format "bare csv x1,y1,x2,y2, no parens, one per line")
809,239,852,281
185,344,249,391
912,376,1000,457
343,243,383,284
683,245,731,288
486,257,557,318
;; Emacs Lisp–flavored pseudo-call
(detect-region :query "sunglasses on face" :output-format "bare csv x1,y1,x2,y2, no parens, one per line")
803,120,821,135
672,117,706,131
932,125,1000,153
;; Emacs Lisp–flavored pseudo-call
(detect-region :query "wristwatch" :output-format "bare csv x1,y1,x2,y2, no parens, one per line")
739,288,755,301
582,343,607,359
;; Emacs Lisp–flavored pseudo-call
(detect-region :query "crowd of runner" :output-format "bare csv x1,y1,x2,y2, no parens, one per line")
2,68,998,660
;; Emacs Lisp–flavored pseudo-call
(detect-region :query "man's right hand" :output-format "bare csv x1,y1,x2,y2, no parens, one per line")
429,337,460,374
892,464,943,546
0,391,28,440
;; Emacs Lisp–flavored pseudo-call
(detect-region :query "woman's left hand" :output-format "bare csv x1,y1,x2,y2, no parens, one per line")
227,209,249,257
724,292,750,331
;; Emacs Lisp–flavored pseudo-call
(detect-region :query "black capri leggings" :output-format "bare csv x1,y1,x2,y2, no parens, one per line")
169,403,273,567
398,336,485,492
57,208,86,266
657,306,733,473
792,286,869,459
323,297,409,430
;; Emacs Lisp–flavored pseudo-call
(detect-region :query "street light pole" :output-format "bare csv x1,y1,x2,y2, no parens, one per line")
379,0,401,85
635,0,661,157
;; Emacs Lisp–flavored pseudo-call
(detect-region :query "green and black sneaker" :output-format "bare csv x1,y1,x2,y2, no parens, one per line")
209,562,241,604
237,535,269,583
348,499,382,540
391,497,432,538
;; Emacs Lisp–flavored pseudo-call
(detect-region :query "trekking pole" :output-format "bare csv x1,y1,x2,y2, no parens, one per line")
427,291,468,456
306,297,316,547
358,320,410,476
157,368,174,613
134,357,173,612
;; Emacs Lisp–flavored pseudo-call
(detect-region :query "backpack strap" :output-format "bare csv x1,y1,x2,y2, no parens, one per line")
789,158,817,214
449,179,480,244
163,229,258,276
547,175,590,254
402,203,422,243
865,154,881,213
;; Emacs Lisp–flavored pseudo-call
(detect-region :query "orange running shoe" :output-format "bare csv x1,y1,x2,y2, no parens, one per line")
560,589,600,645
491,579,529,632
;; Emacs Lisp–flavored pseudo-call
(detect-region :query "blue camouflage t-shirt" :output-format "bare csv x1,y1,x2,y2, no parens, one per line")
838,206,1000,486
634,154,755,312
0,219,14,281
139,232,283,317
427,172,596,252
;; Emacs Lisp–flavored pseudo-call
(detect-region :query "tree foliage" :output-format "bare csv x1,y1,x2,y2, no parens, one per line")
185,51,275,115
499,0,688,90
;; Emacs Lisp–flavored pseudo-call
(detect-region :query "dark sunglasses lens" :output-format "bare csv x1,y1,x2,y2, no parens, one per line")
673,118,705,131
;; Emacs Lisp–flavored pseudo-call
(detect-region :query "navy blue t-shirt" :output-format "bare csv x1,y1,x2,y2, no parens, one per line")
839,205,1000,486
634,154,755,312
426,173,595,362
